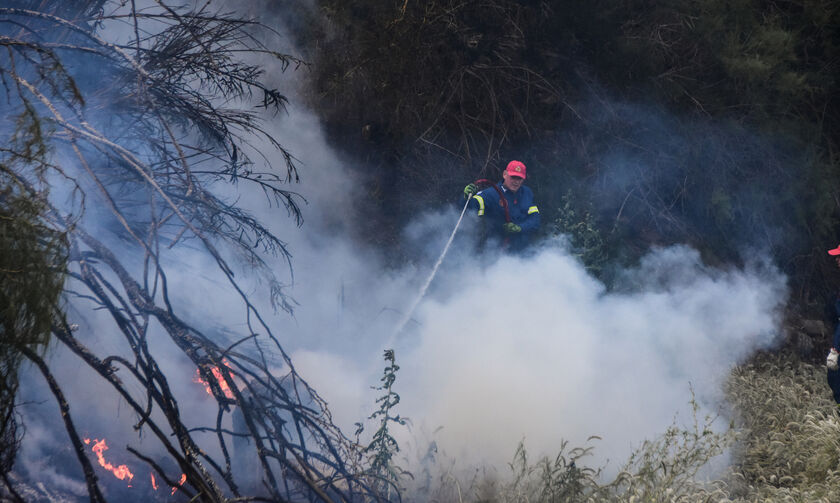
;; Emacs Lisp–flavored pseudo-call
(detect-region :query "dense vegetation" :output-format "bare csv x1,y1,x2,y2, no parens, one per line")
0,168,67,491
285,0,840,310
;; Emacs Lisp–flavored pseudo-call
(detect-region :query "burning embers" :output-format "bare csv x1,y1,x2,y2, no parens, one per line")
80,362,233,494
193,359,237,399
83,437,185,493
84,438,134,483
172,473,187,496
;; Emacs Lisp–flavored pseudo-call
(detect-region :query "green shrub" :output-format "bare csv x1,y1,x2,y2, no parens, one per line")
552,190,607,276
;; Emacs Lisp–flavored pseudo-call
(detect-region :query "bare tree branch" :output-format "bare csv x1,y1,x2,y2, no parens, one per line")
1,1,379,501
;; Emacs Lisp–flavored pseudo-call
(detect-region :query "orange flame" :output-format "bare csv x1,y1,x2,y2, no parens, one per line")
171,473,186,495
193,359,235,399
83,438,134,483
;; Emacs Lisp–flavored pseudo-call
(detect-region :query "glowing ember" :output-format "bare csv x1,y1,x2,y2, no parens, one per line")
193,359,235,399
83,438,134,483
171,473,187,495
150,472,158,490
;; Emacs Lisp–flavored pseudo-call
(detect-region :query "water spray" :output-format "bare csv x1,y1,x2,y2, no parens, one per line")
390,195,473,340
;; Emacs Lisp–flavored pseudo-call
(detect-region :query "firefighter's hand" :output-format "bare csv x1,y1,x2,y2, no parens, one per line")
503,222,522,233
828,348,839,371
463,183,478,198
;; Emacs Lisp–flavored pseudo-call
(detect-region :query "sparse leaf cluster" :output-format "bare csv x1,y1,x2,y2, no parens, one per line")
363,349,410,500
553,190,607,275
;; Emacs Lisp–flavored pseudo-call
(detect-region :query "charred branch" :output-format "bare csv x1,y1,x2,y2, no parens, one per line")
19,346,107,503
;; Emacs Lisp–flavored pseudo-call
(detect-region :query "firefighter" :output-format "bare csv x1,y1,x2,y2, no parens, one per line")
826,244,840,407
462,160,540,251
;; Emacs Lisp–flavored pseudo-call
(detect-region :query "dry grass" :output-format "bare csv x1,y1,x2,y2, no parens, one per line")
723,352,840,502
407,351,840,502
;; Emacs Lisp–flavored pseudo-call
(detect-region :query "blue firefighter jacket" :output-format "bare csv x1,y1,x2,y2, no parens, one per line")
465,182,540,250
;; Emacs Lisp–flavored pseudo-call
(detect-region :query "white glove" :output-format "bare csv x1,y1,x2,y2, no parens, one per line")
828,348,839,371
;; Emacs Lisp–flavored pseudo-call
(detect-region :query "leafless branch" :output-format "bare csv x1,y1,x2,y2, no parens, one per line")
1,2,379,501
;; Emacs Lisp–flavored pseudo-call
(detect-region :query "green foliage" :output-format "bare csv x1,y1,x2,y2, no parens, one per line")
0,168,67,475
364,349,410,499
709,186,734,226
553,190,607,275
612,0,837,121
0,177,63,346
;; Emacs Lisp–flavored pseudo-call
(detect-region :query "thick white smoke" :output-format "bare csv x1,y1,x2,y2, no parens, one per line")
395,244,785,470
